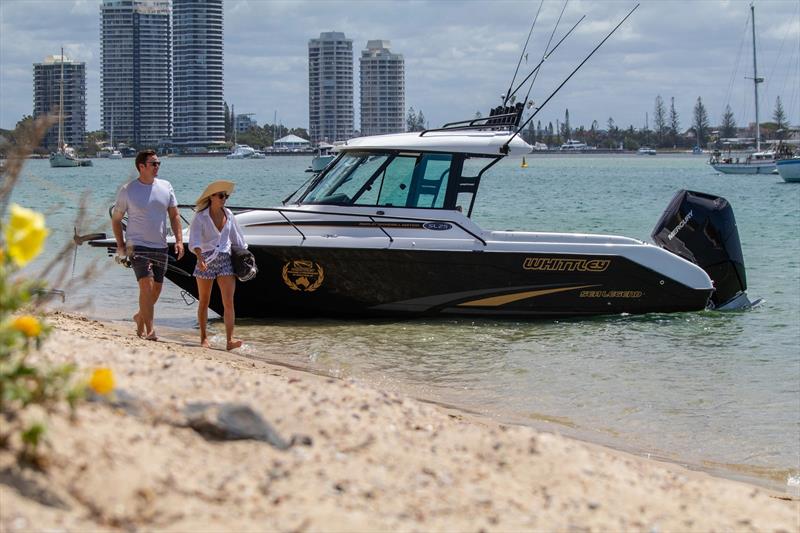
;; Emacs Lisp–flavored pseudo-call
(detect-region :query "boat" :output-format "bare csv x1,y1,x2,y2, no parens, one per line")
49,48,92,168
226,144,262,159
109,149,123,160
709,4,775,175
637,146,656,155
530,142,548,151
307,143,335,173
86,6,754,320
776,157,800,182
560,139,588,151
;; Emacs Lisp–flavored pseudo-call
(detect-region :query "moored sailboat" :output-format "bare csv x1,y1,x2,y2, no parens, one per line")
49,48,91,168
709,4,775,175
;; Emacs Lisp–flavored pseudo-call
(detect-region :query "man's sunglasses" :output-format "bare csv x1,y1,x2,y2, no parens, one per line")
214,192,230,199
148,161,161,167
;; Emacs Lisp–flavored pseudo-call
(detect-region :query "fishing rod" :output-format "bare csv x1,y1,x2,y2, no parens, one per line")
503,0,544,107
504,13,585,104
522,0,570,111
502,3,640,153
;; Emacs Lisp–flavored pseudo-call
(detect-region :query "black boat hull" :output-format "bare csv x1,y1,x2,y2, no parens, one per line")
164,244,712,319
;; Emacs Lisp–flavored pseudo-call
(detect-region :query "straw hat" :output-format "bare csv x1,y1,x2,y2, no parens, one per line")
195,180,235,211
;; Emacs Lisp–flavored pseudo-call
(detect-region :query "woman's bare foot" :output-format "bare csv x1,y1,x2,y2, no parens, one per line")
133,313,144,337
200,338,210,348
226,339,243,351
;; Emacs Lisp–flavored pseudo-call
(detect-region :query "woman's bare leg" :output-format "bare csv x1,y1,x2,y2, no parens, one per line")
216,275,241,350
196,277,214,348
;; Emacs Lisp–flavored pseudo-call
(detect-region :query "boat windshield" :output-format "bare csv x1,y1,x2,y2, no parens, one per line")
299,151,462,209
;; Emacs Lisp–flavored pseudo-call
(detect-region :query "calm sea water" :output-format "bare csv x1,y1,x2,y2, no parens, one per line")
9,154,800,492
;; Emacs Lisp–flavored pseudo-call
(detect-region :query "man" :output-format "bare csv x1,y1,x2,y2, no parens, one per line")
112,149,184,340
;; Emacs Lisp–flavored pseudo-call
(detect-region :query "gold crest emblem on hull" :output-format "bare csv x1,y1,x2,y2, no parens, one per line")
282,260,325,292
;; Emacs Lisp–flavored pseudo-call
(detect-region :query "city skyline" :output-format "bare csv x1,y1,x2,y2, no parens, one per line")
1,0,799,135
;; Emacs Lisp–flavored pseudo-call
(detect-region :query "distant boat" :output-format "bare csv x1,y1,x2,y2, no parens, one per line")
530,142,548,151
109,149,123,160
49,48,92,168
637,146,657,155
307,142,336,173
226,144,263,159
560,139,588,151
776,158,800,183
710,4,776,175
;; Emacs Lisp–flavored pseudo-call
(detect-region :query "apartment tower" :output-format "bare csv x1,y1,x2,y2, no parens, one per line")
360,40,404,136
308,31,354,144
100,0,171,148
33,54,87,149
172,0,225,151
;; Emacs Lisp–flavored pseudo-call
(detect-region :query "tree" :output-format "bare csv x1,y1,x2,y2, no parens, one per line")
669,97,680,147
692,97,710,148
406,107,417,132
416,110,426,131
773,96,788,139
653,95,667,146
720,104,737,139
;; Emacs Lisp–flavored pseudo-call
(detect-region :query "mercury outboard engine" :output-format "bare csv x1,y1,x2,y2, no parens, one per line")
652,190,751,309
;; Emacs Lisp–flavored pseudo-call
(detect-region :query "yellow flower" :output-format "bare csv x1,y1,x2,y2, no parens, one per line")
4,204,49,267
12,315,42,337
89,368,115,395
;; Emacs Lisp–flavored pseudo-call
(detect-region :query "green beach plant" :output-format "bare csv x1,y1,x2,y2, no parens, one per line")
0,116,112,465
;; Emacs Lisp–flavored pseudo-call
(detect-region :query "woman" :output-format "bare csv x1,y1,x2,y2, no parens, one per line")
189,180,247,350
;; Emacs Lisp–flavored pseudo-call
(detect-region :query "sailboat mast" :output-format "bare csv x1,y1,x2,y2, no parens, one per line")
750,2,763,151
58,47,65,153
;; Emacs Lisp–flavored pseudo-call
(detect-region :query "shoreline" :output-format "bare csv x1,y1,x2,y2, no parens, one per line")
1,311,797,531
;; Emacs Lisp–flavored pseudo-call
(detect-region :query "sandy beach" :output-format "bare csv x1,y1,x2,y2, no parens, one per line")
1,311,797,532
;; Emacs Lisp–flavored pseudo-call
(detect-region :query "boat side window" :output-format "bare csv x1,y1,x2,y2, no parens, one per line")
407,154,452,208
374,155,417,207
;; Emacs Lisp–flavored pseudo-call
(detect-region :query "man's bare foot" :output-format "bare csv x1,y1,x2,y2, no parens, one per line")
226,339,243,351
133,313,144,337
145,331,158,341
200,338,210,348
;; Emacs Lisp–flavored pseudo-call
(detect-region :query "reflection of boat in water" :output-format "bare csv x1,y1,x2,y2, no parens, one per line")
637,146,656,155
776,157,800,182
710,4,776,175
49,48,92,168
88,6,754,319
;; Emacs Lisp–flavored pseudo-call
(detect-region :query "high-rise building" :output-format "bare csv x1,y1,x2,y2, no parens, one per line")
308,31,354,144
33,54,87,149
360,40,404,136
100,0,171,148
172,0,225,151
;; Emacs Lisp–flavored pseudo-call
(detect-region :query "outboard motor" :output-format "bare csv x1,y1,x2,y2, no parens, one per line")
652,190,750,309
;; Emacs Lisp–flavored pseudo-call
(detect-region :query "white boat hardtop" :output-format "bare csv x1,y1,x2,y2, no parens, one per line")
339,130,532,157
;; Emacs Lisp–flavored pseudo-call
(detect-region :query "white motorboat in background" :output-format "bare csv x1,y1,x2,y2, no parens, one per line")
776,157,800,182
560,139,588,151
637,146,657,155
226,144,263,159
307,142,335,173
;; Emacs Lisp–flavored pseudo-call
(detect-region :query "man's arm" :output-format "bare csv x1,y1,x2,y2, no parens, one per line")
168,205,184,259
111,209,127,258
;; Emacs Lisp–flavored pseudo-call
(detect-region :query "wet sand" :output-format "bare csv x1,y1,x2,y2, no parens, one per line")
1,312,797,532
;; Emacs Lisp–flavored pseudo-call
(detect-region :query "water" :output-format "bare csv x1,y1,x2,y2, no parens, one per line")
9,154,800,492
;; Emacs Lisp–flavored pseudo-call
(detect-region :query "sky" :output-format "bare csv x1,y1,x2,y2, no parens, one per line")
1,0,798,134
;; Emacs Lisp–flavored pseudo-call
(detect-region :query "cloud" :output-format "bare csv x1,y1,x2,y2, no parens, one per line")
1,0,798,133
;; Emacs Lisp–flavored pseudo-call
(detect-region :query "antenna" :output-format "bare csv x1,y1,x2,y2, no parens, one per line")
502,4,640,153
522,1,570,111
503,0,544,107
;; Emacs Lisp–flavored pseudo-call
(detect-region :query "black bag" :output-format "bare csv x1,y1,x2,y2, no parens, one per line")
230,246,257,282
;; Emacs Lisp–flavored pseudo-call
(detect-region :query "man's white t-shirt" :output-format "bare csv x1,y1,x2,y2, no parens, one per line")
113,178,178,248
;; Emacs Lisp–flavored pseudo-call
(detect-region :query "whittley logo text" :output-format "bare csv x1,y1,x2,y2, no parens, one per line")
523,258,611,272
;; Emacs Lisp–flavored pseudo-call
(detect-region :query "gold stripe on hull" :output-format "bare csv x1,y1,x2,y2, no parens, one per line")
458,285,599,307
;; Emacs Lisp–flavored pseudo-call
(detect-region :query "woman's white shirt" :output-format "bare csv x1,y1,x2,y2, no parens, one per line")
189,207,247,259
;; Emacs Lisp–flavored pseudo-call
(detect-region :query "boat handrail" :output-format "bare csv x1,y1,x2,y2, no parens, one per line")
176,204,487,246
419,103,524,137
